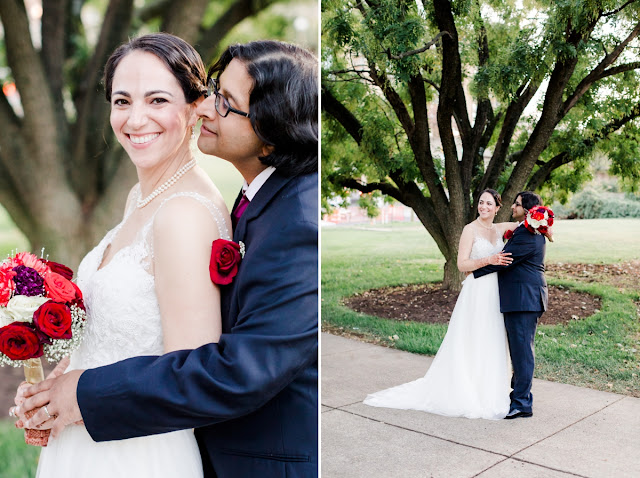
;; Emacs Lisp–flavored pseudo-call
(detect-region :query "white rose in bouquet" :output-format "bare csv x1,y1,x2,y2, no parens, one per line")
5,295,49,323
0,307,14,327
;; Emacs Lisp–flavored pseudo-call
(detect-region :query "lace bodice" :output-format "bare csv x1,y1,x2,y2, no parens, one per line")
69,189,230,370
469,234,504,260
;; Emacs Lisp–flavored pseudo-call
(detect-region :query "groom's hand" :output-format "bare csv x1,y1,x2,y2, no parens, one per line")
19,369,85,438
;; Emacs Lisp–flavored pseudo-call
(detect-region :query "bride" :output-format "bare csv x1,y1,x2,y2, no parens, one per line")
15,33,230,476
364,189,517,420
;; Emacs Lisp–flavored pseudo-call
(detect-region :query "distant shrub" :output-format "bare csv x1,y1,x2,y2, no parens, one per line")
600,199,640,218
571,189,604,219
565,189,640,219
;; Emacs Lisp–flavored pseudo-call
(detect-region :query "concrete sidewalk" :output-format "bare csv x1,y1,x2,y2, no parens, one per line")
321,333,640,478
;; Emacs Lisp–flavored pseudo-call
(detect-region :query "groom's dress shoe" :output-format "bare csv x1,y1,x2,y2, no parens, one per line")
505,409,533,419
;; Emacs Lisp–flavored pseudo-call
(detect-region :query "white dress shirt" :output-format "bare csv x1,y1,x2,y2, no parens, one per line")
242,166,276,201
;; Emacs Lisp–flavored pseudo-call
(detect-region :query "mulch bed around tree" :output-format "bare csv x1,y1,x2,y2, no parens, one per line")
344,284,600,326
342,261,640,327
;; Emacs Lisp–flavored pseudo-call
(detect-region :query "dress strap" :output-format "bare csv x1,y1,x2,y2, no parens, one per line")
123,184,141,221
148,192,231,241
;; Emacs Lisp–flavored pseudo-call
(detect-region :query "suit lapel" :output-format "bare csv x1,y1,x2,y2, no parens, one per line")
233,171,294,241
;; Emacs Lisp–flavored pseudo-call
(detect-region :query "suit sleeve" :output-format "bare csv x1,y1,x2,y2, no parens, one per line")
473,228,539,279
77,216,318,441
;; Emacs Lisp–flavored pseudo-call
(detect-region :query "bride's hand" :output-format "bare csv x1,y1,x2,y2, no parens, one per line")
489,252,512,266
544,227,554,242
12,357,70,430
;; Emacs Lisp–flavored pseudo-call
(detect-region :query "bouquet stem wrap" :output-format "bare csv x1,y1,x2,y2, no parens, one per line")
22,358,50,446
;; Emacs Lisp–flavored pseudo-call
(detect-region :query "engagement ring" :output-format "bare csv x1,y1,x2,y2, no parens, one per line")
9,407,16,418
43,405,52,420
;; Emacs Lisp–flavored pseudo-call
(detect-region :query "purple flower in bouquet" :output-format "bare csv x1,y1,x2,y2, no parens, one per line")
12,266,45,297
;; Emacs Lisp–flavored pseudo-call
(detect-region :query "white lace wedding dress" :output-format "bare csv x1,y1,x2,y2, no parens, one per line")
36,187,230,478
364,234,511,420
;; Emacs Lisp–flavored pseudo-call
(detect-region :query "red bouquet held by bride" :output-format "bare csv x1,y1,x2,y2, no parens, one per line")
0,251,86,446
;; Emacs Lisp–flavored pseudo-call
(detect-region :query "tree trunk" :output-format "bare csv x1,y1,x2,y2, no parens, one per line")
442,258,464,292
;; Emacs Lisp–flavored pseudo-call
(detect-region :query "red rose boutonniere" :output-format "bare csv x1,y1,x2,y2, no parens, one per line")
503,229,514,242
209,239,245,285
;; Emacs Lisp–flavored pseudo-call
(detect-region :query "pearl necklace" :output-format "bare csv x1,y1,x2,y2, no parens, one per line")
137,158,197,208
476,218,494,230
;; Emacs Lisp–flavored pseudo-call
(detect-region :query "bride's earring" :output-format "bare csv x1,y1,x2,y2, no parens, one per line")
190,126,196,140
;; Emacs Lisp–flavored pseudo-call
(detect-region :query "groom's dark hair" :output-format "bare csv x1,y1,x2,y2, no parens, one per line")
207,41,318,177
516,191,542,211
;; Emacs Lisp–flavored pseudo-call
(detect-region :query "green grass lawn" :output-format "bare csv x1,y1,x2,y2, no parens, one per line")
0,420,40,477
322,218,640,396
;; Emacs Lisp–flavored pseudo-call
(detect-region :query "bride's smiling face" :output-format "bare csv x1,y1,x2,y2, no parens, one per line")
109,51,197,170
477,192,500,220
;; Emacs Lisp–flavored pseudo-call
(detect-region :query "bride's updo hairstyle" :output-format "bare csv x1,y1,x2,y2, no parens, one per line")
207,40,317,177
103,32,207,104
479,189,502,208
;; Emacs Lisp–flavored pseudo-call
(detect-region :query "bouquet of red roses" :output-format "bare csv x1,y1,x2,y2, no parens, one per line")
0,251,86,446
524,205,554,236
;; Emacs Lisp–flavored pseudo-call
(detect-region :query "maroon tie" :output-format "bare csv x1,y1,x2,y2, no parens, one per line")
232,194,250,228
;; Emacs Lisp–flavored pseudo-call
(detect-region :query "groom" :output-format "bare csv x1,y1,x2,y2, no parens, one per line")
21,41,318,477
474,191,548,419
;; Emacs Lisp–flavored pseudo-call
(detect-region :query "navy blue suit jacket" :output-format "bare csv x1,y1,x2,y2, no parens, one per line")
77,171,319,478
473,225,547,313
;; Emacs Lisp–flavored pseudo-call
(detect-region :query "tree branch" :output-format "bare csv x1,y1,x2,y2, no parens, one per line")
330,175,404,203
367,59,415,136
0,153,34,242
602,0,638,17
432,0,470,227
161,0,210,45
385,31,452,59
0,0,63,168
138,0,171,22
406,74,449,215
197,0,278,64
527,101,640,190
478,77,541,195
432,0,471,142
329,68,371,75
501,14,601,209
423,78,440,93
0,91,27,196
598,61,640,80
72,0,133,198
563,21,640,115
321,86,364,144
463,8,491,214
0,88,20,131
41,0,67,122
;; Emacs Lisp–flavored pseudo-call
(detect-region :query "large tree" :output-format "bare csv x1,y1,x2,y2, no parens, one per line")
322,0,640,289
0,0,306,267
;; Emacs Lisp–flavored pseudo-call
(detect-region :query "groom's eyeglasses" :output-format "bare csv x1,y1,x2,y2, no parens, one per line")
205,78,251,119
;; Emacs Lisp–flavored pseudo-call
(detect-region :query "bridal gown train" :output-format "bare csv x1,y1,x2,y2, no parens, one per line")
36,187,230,478
364,235,511,420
